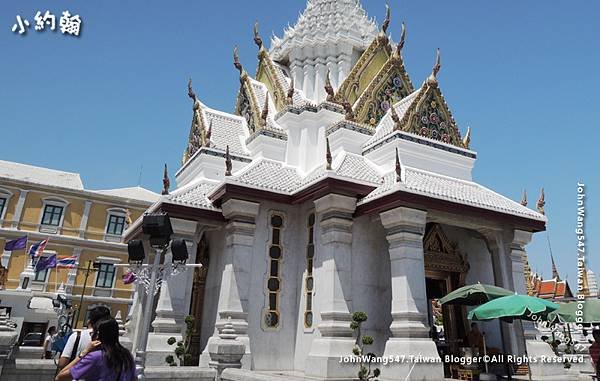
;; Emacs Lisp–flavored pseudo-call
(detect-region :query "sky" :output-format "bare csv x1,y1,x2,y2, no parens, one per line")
0,1,597,286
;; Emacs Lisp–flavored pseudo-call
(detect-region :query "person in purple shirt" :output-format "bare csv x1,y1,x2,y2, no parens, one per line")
56,317,135,381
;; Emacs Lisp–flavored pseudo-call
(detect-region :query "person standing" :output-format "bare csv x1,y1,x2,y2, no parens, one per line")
58,306,111,370
588,329,600,378
55,318,135,381
43,326,57,359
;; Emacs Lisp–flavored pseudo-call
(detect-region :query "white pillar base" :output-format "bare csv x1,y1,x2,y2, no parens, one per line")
305,337,356,379
380,338,443,381
526,339,569,380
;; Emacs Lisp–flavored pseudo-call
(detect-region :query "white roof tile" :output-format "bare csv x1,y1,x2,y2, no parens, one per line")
202,107,249,155
167,181,219,210
94,186,160,203
0,160,84,190
360,167,546,221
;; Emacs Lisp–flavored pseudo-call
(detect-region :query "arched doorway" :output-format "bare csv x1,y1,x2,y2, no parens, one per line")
423,224,470,359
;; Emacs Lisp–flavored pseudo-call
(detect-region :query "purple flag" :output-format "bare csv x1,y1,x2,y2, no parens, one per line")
123,271,136,285
4,236,27,251
35,254,57,272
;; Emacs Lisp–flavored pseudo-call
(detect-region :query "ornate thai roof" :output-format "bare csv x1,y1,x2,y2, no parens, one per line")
270,0,378,61
359,168,546,222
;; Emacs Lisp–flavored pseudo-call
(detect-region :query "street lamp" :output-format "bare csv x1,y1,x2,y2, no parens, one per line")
122,213,201,379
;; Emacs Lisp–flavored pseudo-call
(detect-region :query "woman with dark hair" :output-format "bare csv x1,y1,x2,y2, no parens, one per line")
55,318,135,381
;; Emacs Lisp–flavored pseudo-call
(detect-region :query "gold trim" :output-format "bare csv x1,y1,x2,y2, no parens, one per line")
334,36,392,105
424,224,469,275
255,50,289,111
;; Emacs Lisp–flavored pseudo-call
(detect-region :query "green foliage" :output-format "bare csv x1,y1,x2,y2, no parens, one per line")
165,315,196,366
350,311,381,381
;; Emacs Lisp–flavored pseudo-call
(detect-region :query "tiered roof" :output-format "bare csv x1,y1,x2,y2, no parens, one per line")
166,0,545,232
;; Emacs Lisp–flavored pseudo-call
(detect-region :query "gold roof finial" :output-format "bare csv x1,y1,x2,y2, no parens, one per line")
225,146,232,176
397,22,406,53
462,126,471,148
326,136,332,170
162,163,170,195
187,78,198,104
259,95,269,128
390,104,400,128
428,48,441,84
395,148,402,183
287,78,295,103
253,22,264,50
324,69,335,102
536,188,545,215
205,120,212,147
233,46,244,75
521,189,528,206
342,98,355,121
381,2,391,34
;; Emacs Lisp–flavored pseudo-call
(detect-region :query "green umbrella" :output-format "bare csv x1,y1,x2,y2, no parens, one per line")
548,299,600,324
439,283,513,306
468,294,559,323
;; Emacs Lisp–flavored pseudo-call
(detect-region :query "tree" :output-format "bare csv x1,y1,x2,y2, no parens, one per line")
350,311,381,381
165,315,195,366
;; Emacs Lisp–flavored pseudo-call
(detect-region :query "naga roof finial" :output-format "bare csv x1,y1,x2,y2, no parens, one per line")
390,104,400,128
342,98,355,121
428,48,441,84
521,189,528,206
187,78,198,104
233,46,244,75
381,2,391,34
463,126,471,148
260,95,269,127
397,22,406,52
253,21,264,50
326,136,332,170
536,188,545,215
205,120,212,147
324,69,335,102
395,148,402,183
225,146,232,176
287,78,295,103
161,163,170,195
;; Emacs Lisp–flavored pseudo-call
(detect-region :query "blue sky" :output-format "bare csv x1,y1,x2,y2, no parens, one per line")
0,1,597,286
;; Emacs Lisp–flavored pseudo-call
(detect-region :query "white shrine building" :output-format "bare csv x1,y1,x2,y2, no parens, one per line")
125,1,551,380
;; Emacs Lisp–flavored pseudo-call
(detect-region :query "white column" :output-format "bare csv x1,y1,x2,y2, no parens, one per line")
305,194,356,379
17,256,35,291
379,206,443,381
78,200,92,238
200,199,259,369
314,58,327,103
510,229,567,378
10,190,28,229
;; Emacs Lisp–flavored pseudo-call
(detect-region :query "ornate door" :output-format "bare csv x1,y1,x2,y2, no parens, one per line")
188,235,209,365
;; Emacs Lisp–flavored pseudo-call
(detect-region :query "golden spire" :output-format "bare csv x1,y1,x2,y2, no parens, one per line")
326,137,332,170
462,126,471,148
161,164,170,195
233,46,244,75
324,69,335,102
536,187,546,215
381,2,391,34
225,146,232,176
395,148,402,182
521,189,528,206
253,21,264,50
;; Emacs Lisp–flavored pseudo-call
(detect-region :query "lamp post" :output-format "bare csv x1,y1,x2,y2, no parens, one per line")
72,260,98,329
121,213,201,379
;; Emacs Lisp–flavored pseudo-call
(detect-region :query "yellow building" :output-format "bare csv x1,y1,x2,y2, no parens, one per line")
0,160,158,343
